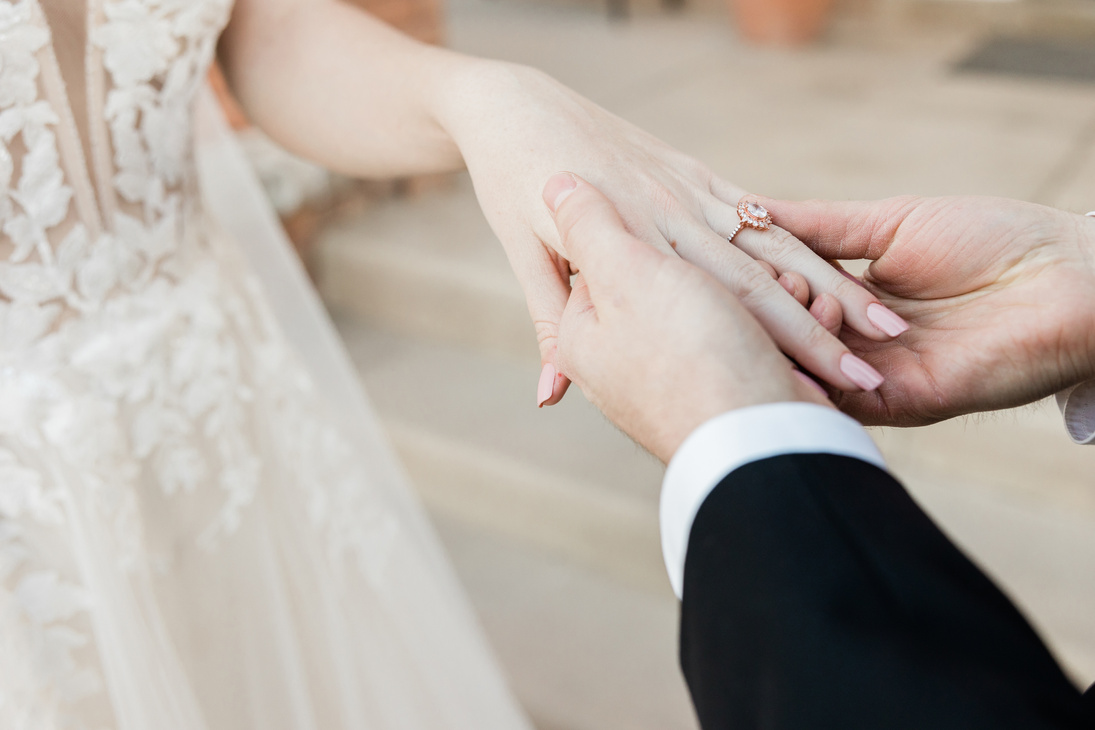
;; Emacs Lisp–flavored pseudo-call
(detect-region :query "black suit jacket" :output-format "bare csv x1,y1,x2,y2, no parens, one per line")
679,453,1095,729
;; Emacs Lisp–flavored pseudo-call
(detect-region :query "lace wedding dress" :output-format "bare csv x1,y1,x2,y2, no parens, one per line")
0,1,532,728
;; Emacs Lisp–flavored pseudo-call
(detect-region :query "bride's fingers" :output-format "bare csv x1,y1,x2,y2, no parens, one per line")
810,292,842,337
778,271,809,307
758,261,779,280
669,222,883,392
704,201,908,342
506,234,575,407
708,174,748,209
793,369,832,402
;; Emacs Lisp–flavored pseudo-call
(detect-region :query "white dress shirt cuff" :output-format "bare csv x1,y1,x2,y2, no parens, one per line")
1056,379,1095,445
660,403,886,599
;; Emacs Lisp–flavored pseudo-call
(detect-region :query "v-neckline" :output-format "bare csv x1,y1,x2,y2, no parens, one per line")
31,0,115,235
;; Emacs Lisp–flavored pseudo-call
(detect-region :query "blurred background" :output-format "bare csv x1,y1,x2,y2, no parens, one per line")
226,0,1095,726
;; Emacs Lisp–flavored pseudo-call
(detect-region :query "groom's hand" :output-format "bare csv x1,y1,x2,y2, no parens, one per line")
543,173,832,463
766,195,1095,426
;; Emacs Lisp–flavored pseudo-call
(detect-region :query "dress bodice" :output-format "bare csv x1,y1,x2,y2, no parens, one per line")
0,0,233,330
0,5,536,730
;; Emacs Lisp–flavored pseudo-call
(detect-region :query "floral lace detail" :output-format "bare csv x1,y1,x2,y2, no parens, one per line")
0,0,72,314
87,0,256,546
232,271,402,585
0,3,105,725
1,0,240,725
1,0,409,726
0,445,103,730
95,0,231,220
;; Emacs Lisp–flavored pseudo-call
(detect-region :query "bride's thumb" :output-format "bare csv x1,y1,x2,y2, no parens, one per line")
517,250,573,408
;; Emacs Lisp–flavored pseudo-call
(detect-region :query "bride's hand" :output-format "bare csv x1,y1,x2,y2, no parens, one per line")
221,2,901,403
435,61,905,405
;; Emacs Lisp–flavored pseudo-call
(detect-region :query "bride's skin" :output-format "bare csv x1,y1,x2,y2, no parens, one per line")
543,173,831,463
219,0,907,404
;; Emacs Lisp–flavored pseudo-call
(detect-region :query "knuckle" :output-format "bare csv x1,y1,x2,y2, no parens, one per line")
802,320,836,351
757,229,801,267
648,184,681,223
556,198,588,235
675,153,712,185
835,277,871,305
533,319,559,349
559,208,605,255
729,263,779,303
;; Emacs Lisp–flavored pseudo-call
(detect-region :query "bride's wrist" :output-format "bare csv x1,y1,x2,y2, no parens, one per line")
428,57,559,156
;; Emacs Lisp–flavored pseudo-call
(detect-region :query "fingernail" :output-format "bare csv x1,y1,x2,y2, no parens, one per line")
838,269,866,288
544,173,578,213
793,370,829,398
778,273,796,296
840,353,885,391
867,302,909,337
537,363,556,407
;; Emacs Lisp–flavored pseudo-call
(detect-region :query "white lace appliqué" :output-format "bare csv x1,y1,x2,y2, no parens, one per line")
2,1,405,724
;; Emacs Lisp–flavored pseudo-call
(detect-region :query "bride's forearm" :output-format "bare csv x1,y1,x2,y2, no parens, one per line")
220,0,505,179
219,0,894,403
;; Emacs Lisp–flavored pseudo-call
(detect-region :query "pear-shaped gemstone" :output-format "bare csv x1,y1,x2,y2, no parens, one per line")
746,201,768,219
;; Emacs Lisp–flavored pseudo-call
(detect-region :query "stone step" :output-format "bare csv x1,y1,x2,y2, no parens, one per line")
432,514,698,730
337,322,671,594
335,321,1095,688
317,176,540,362
880,0,1095,38
876,401,1095,518
336,322,695,730
317,175,1095,517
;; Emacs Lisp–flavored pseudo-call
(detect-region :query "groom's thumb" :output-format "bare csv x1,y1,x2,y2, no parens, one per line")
543,173,652,291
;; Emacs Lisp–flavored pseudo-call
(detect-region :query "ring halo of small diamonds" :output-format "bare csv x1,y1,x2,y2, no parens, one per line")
737,198,772,230
727,196,773,244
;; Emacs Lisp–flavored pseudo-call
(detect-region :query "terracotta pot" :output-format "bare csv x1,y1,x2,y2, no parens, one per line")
731,0,835,46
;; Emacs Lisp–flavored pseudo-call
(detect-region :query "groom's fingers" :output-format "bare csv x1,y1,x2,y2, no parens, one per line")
556,273,598,383
543,172,664,301
757,196,922,262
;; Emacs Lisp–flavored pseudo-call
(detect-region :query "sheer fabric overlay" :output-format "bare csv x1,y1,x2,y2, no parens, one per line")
0,1,531,728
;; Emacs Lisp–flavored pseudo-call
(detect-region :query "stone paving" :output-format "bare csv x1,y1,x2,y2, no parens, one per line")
319,2,1095,727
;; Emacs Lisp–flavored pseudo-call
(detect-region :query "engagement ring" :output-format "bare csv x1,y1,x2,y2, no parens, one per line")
728,198,772,243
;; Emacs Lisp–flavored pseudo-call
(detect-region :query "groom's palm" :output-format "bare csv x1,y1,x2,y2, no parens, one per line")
775,196,1095,426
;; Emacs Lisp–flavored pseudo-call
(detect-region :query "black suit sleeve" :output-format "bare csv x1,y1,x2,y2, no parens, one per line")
679,453,1094,730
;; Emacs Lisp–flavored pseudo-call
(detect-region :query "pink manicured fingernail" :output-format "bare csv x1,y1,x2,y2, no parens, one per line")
793,370,829,398
544,173,578,212
840,353,884,391
838,269,867,289
537,363,556,407
867,302,909,337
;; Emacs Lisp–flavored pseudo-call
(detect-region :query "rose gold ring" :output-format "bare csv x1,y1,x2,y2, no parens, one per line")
728,198,772,243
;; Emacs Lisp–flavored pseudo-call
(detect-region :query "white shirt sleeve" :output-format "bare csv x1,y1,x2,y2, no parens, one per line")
660,402,886,599
1056,379,1095,445
1060,213,1095,445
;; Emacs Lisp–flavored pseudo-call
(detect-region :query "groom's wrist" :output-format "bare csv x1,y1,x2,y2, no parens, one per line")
651,385,816,465
659,403,885,598
1076,212,1095,379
